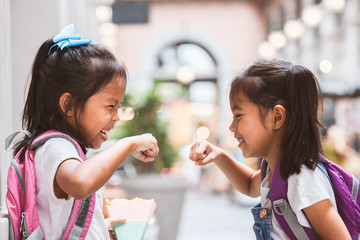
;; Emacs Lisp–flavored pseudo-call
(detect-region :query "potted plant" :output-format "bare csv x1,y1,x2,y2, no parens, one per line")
109,82,187,240
109,83,177,174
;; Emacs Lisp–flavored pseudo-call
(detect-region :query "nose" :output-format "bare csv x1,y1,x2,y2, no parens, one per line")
229,119,235,132
114,109,120,122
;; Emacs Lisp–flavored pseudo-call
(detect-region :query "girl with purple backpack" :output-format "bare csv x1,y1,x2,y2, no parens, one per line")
189,59,354,239
9,24,159,239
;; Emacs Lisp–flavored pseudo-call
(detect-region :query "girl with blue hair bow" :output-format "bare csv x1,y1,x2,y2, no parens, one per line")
12,24,159,239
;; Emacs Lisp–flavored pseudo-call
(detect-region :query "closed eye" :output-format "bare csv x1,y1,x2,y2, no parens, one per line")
233,114,243,118
108,105,120,111
108,104,122,110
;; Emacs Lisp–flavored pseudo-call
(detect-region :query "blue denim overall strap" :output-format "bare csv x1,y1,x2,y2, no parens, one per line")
251,190,272,240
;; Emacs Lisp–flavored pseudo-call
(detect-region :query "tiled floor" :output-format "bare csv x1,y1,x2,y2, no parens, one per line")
177,190,256,240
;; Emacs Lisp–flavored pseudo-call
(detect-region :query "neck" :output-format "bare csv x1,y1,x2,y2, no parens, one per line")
264,151,282,187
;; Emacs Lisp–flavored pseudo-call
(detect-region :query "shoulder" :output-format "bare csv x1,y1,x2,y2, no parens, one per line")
288,165,333,189
34,137,83,164
288,165,325,184
287,165,336,212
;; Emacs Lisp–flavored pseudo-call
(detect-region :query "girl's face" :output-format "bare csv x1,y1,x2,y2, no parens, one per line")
229,94,276,159
77,76,126,149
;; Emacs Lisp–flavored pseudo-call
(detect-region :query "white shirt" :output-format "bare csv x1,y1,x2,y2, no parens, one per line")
260,165,337,240
34,138,110,240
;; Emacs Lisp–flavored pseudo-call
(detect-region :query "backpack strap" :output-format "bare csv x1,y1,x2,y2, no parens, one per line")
261,159,310,238
30,130,96,240
30,134,80,154
10,158,25,197
267,157,318,240
352,175,359,201
317,159,334,190
272,199,314,239
65,194,96,240
5,130,31,151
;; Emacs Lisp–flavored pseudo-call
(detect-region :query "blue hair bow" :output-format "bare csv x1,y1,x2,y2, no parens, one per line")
49,24,94,53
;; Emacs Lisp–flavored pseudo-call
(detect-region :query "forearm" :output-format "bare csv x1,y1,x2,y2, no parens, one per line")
215,153,261,197
57,138,135,199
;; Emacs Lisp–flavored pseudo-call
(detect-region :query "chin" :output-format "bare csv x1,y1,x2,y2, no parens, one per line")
240,150,252,159
91,142,103,150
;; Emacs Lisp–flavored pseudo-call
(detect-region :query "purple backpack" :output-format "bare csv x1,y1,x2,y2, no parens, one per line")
5,130,96,240
261,154,360,240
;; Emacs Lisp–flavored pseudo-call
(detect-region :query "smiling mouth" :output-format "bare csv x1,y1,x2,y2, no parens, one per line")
236,137,244,146
100,129,109,139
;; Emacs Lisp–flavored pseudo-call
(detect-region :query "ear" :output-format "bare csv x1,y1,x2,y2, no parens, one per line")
272,105,286,130
59,93,73,117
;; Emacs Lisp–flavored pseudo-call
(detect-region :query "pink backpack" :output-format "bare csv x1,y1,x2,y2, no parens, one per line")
5,130,96,240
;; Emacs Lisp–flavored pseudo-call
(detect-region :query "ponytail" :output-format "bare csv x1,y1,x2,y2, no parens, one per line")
281,64,323,179
14,39,55,160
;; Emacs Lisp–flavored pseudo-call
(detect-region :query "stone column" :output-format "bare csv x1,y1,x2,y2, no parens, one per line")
0,0,12,238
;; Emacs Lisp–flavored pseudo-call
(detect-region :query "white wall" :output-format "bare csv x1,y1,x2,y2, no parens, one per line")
0,0,12,237
10,0,99,130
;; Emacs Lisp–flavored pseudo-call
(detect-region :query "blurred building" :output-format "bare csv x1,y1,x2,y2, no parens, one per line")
1,0,360,238
262,0,360,137
99,0,267,151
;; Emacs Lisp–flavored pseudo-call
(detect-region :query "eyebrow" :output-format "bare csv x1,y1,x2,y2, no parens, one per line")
106,97,121,105
231,105,243,111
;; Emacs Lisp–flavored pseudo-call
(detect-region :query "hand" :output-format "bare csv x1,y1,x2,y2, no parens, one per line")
129,133,159,162
189,140,224,166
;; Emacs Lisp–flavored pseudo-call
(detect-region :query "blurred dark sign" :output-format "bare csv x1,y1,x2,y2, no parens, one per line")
112,2,149,24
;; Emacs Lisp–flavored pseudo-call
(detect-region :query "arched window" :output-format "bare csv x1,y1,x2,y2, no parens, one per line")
152,42,219,144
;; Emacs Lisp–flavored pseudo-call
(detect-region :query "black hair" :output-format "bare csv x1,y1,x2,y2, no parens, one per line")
15,39,127,161
230,58,323,180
